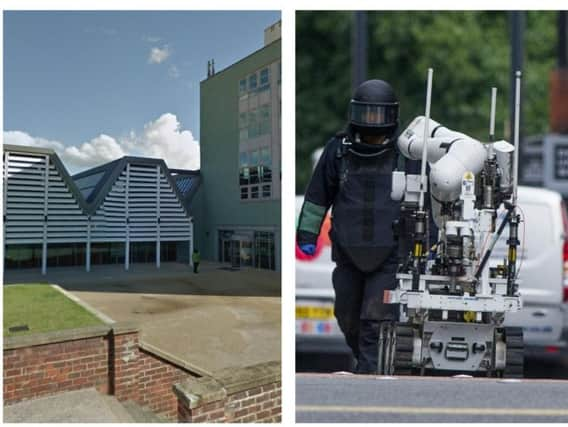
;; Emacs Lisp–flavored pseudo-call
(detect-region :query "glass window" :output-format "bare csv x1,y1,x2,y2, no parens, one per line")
260,68,270,86
261,165,272,183
239,79,247,94
260,105,270,121
92,242,125,265
240,187,249,200
47,243,86,267
239,152,249,167
250,166,259,184
5,244,42,269
239,112,248,129
240,241,253,266
259,106,271,135
239,128,248,142
248,111,258,139
254,231,275,270
161,241,181,262
250,150,260,166
130,242,156,264
261,147,271,166
239,167,250,186
262,184,271,198
248,73,257,90
251,186,259,199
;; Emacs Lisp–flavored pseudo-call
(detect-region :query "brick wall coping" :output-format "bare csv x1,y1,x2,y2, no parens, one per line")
4,322,140,350
112,321,139,335
4,324,112,350
139,340,205,377
173,360,281,409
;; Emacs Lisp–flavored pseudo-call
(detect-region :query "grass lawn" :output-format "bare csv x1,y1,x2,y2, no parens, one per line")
4,284,104,337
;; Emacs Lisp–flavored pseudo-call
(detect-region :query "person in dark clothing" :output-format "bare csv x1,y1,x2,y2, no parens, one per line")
297,79,405,374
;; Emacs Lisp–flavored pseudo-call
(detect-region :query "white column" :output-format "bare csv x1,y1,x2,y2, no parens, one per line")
86,216,91,272
189,219,194,267
41,154,49,275
156,165,161,268
3,152,9,265
125,163,130,271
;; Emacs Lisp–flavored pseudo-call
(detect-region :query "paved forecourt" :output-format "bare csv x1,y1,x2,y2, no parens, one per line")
5,261,281,377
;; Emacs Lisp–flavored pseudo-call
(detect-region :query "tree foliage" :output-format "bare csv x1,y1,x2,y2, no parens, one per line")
296,11,557,193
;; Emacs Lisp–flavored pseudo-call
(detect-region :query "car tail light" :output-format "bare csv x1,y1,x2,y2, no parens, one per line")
561,201,568,302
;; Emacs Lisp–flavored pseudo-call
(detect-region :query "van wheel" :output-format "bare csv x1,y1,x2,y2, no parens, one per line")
503,327,524,378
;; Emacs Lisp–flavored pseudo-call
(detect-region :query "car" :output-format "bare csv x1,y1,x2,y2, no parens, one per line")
295,186,568,373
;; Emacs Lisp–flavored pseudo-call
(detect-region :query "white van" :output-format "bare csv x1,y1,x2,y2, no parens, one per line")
498,186,568,358
295,186,568,371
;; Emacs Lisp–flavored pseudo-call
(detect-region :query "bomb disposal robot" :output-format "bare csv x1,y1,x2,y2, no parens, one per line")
379,69,525,377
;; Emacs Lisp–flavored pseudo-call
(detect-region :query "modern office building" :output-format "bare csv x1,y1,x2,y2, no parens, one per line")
3,144,199,274
193,21,281,271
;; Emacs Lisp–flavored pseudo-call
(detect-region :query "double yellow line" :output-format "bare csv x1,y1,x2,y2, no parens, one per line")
297,405,568,417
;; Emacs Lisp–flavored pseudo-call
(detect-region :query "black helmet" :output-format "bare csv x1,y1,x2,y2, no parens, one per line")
349,79,399,139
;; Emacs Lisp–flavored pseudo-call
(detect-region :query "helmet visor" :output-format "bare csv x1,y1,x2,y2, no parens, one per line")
349,101,399,128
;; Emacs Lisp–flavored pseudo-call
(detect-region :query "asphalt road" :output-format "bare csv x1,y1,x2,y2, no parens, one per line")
296,373,568,422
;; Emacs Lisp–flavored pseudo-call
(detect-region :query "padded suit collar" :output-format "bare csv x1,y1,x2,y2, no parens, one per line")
339,134,394,158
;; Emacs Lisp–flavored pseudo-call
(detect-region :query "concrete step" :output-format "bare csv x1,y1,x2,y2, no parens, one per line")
100,395,137,423
121,400,170,423
3,388,135,423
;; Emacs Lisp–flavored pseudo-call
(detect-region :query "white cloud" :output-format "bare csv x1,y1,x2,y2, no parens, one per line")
148,45,171,64
4,130,65,152
168,65,180,79
3,113,200,173
134,113,200,170
62,134,126,169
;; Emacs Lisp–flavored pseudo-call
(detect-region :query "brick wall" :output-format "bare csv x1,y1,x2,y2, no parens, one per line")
137,349,189,419
3,326,111,405
4,324,195,421
111,328,191,420
4,325,281,423
174,361,282,423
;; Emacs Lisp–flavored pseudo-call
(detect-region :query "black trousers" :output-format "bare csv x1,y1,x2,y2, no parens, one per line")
332,256,398,374
193,262,199,273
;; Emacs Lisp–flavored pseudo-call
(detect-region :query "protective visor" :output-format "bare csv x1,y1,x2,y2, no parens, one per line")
349,101,399,128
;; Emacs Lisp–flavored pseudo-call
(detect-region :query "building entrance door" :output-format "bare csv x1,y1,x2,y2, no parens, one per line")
220,232,253,268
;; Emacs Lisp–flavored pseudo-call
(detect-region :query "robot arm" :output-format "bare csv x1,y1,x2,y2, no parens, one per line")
397,116,487,203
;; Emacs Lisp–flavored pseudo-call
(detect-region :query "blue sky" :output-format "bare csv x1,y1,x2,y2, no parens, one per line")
4,10,280,172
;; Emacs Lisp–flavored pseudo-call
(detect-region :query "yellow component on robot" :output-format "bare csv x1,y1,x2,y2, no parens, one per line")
464,311,476,322
508,247,517,263
414,243,422,257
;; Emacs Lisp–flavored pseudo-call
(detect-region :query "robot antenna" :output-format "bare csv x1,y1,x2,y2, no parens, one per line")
419,68,434,211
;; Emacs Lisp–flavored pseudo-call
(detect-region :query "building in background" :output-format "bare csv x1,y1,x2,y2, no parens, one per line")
194,21,281,271
3,144,199,274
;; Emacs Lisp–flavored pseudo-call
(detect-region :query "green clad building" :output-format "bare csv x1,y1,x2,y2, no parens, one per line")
193,21,281,271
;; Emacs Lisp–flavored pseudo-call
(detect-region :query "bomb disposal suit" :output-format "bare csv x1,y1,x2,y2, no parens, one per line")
297,80,431,373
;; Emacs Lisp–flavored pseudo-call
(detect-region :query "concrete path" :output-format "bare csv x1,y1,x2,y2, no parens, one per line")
4,262,281,376
296,373,568,422
3,388,134,423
